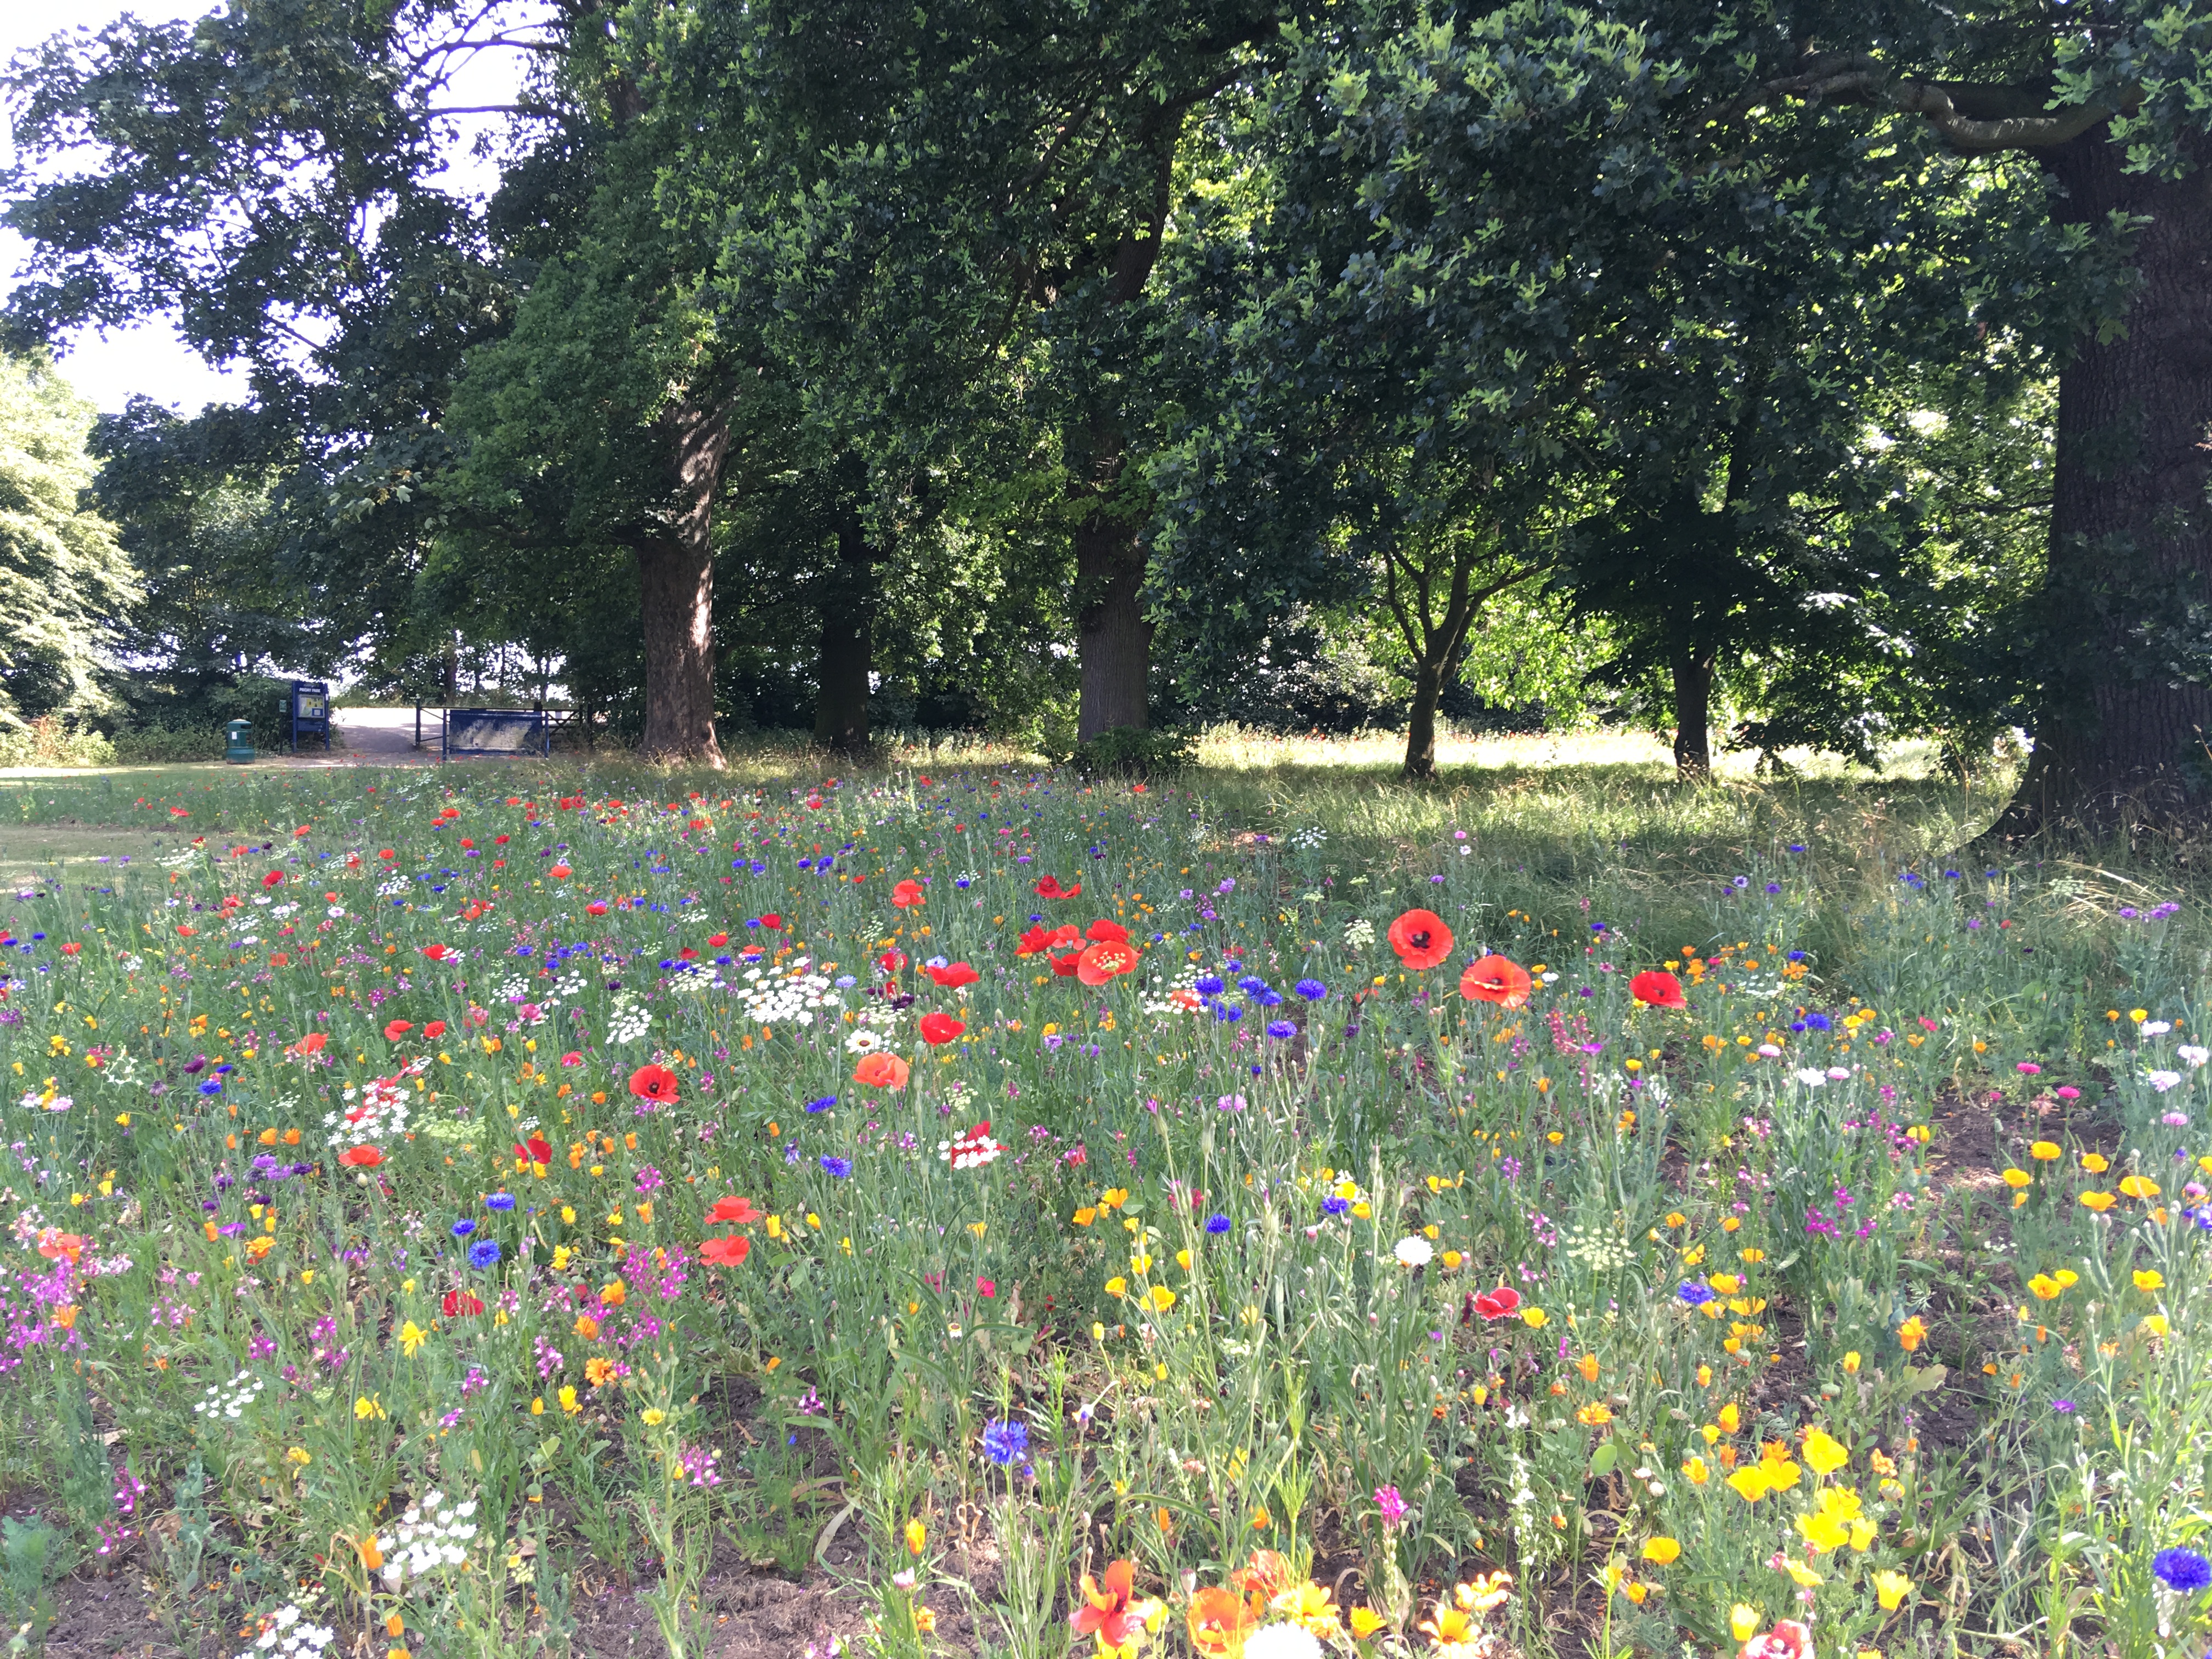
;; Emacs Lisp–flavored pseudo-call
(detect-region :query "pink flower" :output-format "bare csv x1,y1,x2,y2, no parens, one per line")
977,1278,996,1297
2017,1062,2042,1075
1374,1485,1408,1526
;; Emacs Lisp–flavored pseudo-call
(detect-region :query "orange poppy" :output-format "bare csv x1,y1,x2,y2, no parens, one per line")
1070,1559,1156,1649
1459,955,1532,1006
1387,909,1454,969
855,1053,912,1090
1186,1586,1252,1657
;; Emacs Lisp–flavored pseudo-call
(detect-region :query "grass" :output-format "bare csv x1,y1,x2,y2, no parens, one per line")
0,737,2205,1659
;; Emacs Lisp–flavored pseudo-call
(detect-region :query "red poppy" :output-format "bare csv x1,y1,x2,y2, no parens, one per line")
59,941,81,956
1086,918,1130,944
919,1012,967,1045
705,1195,760,1224
1076,939,1137,986
699,1235,752,1266
855,1053,911,1090
560,1050,583,1067
268,952,289,966
548,864,571,879
758,913,783,930
337,1144,383,1169
1387,909,1454,969
1472,1285,1522,1321
879,948,908,974
629,1063,681,1103
442,1289,484,1317
424,1020,448,1041
1049,950,1085,977
1628,969,1687,1009
379,849,396,860
1018,923,1082,956
514,1135,553,1166
1459,955,1533,1007
289,1032,328,1057
1070,1560,1153,1649
262,870,284,888
926,961,980,989
383,1019,414,1041
586,901,608,916
1034,875,1082,900
421,944,449,961
707,932,728,947
459,838,475,850
891,879,926,909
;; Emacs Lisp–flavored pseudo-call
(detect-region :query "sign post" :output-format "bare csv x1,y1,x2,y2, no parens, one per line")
289,681,331,754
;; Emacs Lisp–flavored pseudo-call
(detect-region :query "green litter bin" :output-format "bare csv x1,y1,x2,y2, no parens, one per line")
224,720,255,764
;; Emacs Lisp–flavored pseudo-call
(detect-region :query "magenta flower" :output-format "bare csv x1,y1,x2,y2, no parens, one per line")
1374,1485,1408,1526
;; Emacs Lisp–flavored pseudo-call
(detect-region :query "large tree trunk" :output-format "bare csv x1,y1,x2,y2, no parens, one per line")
1672,651,1713,780
1991,131,2212,837
1075,428,1153,742
634,400,730,766
1404,659,1444,780
814,511,876,756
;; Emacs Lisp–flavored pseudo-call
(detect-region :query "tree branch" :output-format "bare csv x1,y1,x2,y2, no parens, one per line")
1703,51,2115,154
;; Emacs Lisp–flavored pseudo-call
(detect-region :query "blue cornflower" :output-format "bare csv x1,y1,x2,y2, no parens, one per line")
1731,876,1750,889
451,1218,477,1238
2153,1548,2211,1594
198,1080,223,1094
1214,1004,1243,1023
1787,843,1805,853
486,1192,515,1211
1205,1214,1232,1234
1295,979,1328,1001
820,1156,853,1178
1322,1195,1350,1217
1677,1281,1713,1306
467,1240,501,1270
980,1419,1028,1466
1266,1020,1296,1039
805,1096,837,1114
1765,883,1781,894
1804,1012,1832,1031
1237,975,1267,995
1787,950,1807,962
1255,988,1283,1007
1194,975,1225,996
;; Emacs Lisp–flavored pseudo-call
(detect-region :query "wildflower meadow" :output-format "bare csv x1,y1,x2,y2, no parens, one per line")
3,758,2210,1659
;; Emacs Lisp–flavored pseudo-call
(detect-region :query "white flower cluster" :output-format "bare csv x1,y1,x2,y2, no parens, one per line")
737,957,840,1026
1289,825,1327,850
842,999,905,1052
374,1488,479,1589
1141,962,1204,1019
234,1604,335,1658
607,994,652,1045
940,1122,1006,1170
321,1060,427,1148
1344,917,1376,951
194,1375,264,1420
1393,1235,1434,1268
1560,1221,1634,1273
375,877,411,898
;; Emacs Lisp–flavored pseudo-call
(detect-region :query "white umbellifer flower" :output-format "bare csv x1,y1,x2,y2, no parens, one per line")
1243,1625,1323,1659
193,1376,264,1419
1344,918,1376,950
374,1488,479,1590
1393,1236,1435,1268
238,1601,335,1658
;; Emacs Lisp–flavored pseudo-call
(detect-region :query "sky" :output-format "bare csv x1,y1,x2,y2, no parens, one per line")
2,0,516,415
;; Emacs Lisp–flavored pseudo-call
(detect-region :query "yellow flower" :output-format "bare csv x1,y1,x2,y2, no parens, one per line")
1718,1403,1741,1434
1802,1427,1849,1476
1175,1249,1192,1271
905,1519,927,1557
1073,1207,1097,1227
1730,1605,1761,1642
2080,1153,2109,1173
1798,1509,1848,1551
2079,1192,2117,1213
1682,1456,1710,1485
1147,1285,1176,1312
2030,1141,2061,1161
1726,1465,1771,1503
1897,1316,1928,1352
1763,1458,1803,1492
354,1394,384,1420
1130,1253,1153,1274
2142,1313,2171,1337
1874,1570,1912,1611
2131,1008,2149,1023
558,1385,581,1414
1105,1277,1128,1298
2001,1168,2032,1189
1842,1351,1861,1374
1781,1557,1825,1589
2120,1175,2161,1200
641,1408,665,1425
1521,1306,1548,1329
1347,1607,1387,1639
398,1319,428,1357
2027,1274,2064,1301
530,1397,545,1415
1709,1272,1741,1295
1640,1537,1681,1565
2134,1269,2165,1293
1576,1402,1613,1426
284,1447,311,1467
